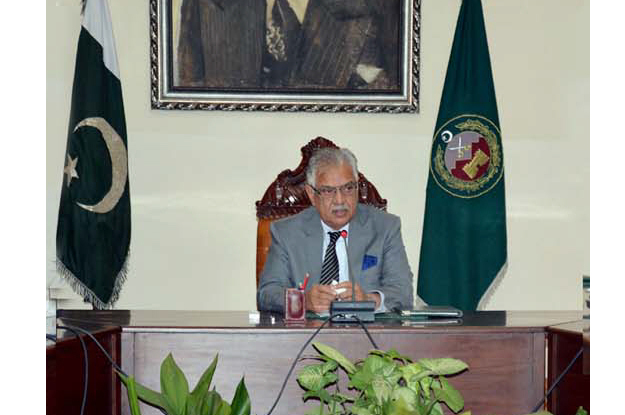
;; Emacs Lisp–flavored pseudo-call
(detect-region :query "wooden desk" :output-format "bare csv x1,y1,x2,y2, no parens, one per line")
47,325,121,415
56,310,584,415
546,320,590,415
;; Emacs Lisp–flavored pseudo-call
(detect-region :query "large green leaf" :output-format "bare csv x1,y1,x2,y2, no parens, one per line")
303,390,324,403
321,360,338,373
431,377,464,413
385,394,420,415
401,363,424,378
366,355,396,375
313,343,357,374
350,355,398,390
229,378,251,415
299,364,335,391
161,353,190,415
305,388,334,404
390,386,418,414
203,389,224,415
331,392,354,403
117,370,173,414
400,363,428,393
372,356,402,387
186,384,209,415
319,389,335,405
392,387,417,406
325,372,339,385
191,355,218,397
415,396,429,415
416,359,468,376
215,399,231,415
124,375,143,415
377,349,413,364
370,373,395,404
197,390,231,415
408,370,434,384
352,395,368,409
349,368,374,391
186,357,222,415
351,405,374,415
417,399,441,415
428,402,444,415
419,377,433,399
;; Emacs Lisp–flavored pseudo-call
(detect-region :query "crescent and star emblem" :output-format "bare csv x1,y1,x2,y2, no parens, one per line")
63,154,79,187
63,117,128,214
431,115,503,199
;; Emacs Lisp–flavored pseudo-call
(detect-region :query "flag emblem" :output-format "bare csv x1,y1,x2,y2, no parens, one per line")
56,0,130,309
431,115,503,198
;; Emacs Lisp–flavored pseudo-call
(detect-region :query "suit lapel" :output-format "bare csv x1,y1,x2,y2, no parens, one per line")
301,208,324,285
347,205,371,279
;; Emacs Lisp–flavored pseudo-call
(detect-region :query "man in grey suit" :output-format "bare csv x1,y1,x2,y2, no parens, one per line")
257,147,413,313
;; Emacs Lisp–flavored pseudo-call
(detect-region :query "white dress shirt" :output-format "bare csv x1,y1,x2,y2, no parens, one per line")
320,220,386,311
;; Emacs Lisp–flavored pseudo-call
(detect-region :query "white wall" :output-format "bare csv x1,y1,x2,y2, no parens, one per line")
46,0,589,311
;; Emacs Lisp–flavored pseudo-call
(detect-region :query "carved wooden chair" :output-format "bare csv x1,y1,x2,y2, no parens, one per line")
255,136,387,288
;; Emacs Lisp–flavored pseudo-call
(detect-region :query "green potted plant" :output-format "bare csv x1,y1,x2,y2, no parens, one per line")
296,342,564,415
113,344,586,415
116,353,251,415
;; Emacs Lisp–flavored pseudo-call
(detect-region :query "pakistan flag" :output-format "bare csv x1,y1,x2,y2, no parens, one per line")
56,0,130,309
417,0,507,310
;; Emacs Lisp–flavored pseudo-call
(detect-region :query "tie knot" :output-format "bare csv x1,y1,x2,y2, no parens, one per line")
328,231,341,244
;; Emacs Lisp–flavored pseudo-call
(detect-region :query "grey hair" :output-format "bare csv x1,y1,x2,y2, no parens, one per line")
306,147,359,187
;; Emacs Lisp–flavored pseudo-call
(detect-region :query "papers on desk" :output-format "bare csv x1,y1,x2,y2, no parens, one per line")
398,306,463,318
307,306,463,324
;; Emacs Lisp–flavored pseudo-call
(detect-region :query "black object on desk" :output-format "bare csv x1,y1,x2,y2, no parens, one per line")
330,300,376,323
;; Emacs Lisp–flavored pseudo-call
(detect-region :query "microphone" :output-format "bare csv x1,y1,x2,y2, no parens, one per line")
329,230,375,323
340,230,356,302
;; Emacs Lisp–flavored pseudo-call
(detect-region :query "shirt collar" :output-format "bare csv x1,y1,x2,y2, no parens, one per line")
321,220,349,235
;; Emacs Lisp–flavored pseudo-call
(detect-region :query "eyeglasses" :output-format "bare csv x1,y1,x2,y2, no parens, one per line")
309,181,358,199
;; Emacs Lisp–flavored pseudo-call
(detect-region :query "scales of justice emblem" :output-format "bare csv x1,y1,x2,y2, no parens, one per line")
430,115,503,199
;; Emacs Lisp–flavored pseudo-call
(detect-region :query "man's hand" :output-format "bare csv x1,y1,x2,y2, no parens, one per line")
305,284,337,313
334,282,381,309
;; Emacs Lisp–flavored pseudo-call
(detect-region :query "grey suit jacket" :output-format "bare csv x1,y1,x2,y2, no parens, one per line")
257,204,414,312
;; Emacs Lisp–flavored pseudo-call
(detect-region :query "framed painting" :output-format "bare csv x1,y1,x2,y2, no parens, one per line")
150,0,420,112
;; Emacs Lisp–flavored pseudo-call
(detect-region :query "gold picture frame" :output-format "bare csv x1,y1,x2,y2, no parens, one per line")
150,0,420,113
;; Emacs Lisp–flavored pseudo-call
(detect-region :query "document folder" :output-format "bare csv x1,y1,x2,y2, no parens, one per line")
397,306,463,318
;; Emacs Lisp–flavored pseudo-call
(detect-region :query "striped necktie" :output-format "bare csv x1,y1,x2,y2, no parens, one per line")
319,231,341,285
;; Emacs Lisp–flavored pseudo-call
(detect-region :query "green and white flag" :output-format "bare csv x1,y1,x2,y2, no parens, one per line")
417,0,506,310
56,0,130,309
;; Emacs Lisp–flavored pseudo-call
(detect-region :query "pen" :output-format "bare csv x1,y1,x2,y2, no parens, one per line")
301,273,310,290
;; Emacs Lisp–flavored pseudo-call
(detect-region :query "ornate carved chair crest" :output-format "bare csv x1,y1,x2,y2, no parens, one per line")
255,136,387,287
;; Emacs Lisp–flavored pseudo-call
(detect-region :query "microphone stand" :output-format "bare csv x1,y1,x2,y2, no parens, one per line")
329,230,375,323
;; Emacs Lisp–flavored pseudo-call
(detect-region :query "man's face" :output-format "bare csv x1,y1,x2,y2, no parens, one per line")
305,162,358,230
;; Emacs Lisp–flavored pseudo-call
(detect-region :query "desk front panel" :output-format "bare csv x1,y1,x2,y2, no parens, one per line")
121,327,544,415
47,327,121,415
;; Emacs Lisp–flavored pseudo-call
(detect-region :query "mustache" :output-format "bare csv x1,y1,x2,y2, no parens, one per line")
331,204,348,213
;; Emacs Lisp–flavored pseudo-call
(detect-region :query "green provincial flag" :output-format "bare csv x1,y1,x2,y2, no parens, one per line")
56,0,130,309
417,0,506,310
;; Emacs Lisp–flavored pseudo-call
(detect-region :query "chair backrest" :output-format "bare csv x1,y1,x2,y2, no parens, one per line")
255,136,387,288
